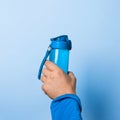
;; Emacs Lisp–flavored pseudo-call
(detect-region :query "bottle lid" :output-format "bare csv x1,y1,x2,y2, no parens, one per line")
50,35,72,50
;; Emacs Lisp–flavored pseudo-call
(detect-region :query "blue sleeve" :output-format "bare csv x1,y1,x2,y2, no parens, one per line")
50,94,82,120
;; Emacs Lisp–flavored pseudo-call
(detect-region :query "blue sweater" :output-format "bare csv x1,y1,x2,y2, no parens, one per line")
50,94,82,120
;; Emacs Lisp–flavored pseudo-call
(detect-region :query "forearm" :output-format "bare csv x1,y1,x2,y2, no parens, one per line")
50,94,82,120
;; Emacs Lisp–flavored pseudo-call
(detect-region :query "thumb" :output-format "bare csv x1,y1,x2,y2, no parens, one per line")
68,71,76,92
68,71,76,81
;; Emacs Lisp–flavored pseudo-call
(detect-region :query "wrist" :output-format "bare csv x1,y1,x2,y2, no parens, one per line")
53,90,76,99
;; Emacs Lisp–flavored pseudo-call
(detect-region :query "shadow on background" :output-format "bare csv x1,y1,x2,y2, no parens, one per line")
77,50,120,120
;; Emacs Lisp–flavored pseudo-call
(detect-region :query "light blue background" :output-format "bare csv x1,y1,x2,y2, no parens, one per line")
0,0,120,120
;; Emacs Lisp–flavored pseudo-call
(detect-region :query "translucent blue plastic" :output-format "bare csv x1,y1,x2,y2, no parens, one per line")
49,49,69,73
38,35,71,80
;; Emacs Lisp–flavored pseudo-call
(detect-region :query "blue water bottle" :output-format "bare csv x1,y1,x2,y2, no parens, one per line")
38,35,72,80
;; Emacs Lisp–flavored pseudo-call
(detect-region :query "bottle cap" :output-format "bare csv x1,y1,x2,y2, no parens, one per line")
50,35,72,50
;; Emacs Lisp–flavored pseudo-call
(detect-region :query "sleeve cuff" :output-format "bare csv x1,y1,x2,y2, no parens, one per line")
50,94,82,112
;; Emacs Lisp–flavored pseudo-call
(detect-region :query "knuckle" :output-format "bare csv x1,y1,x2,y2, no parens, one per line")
42,69,46,75
45,61,49,66
42,84,49,92
42,85,47,95
42,84,46,91
40,76,45,82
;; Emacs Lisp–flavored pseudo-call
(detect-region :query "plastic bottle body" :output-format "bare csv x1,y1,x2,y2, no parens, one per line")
49,49,69,74
37,35,71,80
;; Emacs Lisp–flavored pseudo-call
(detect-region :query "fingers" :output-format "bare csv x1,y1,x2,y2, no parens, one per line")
45,61,59,71
40,68,51,82
40,61,56,83
40,75,46,82
42,68,51,77
40,63,52,82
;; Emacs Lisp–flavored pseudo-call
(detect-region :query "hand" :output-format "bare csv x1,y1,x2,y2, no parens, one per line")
40,61,76,99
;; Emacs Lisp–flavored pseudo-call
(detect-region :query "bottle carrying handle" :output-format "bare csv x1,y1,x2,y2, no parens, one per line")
38,46,52,80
